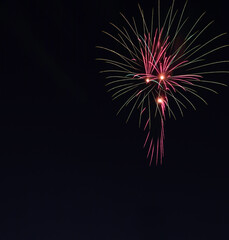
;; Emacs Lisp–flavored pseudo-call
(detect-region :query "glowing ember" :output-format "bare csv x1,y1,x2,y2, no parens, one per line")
157,97,164,104
159,74,165,80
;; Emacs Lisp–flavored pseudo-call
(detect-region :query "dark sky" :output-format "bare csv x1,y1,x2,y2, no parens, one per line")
0,0,229,239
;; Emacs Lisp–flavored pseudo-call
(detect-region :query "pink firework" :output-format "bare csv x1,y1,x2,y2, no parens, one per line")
97,1,228,165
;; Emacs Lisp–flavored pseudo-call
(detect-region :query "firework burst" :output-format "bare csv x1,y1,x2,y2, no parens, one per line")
97,0,229,165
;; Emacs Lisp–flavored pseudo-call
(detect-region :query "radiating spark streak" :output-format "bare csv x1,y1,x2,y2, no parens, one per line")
116,90,139,115
170,0,188,49
164,80,176,92
186,33,227,60
110,23,142,62
191,71,229,75
147,94,151,129
137,85,157,109
185,12,206,41
160,120,164,164
96,46,135,65
144,131,150,148
141,107,146,115
138,4,149,36
110,82,143,94
176,89,196,110
165,0,175,38
147,138,153,158
188,84,219,94
144,118,150,131
178,45,229,69
149,144,155,166
105,78,139,86
139,102,144,127
108,83,134,92
126,95,141,123
168,80,186,91
185,87,208,105
102,31,138,62
156,139,159,165
150,7,154,40
184,21,214,54
158,0,161,32
187,60,229,71
111,84,141,99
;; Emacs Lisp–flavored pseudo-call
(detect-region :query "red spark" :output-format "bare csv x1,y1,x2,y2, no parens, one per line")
159,74,165,81
157,97,164,104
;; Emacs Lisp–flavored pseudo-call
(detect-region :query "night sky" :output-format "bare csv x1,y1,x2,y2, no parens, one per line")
0,0,229,239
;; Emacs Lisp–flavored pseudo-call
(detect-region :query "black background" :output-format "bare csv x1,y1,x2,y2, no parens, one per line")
0,0,229,239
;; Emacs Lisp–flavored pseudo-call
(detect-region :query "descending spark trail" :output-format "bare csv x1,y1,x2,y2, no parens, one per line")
135,30,204,164
97,0,228,165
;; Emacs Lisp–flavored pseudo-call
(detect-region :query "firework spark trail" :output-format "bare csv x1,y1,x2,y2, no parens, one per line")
136,29,202,163
97,0,229,165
